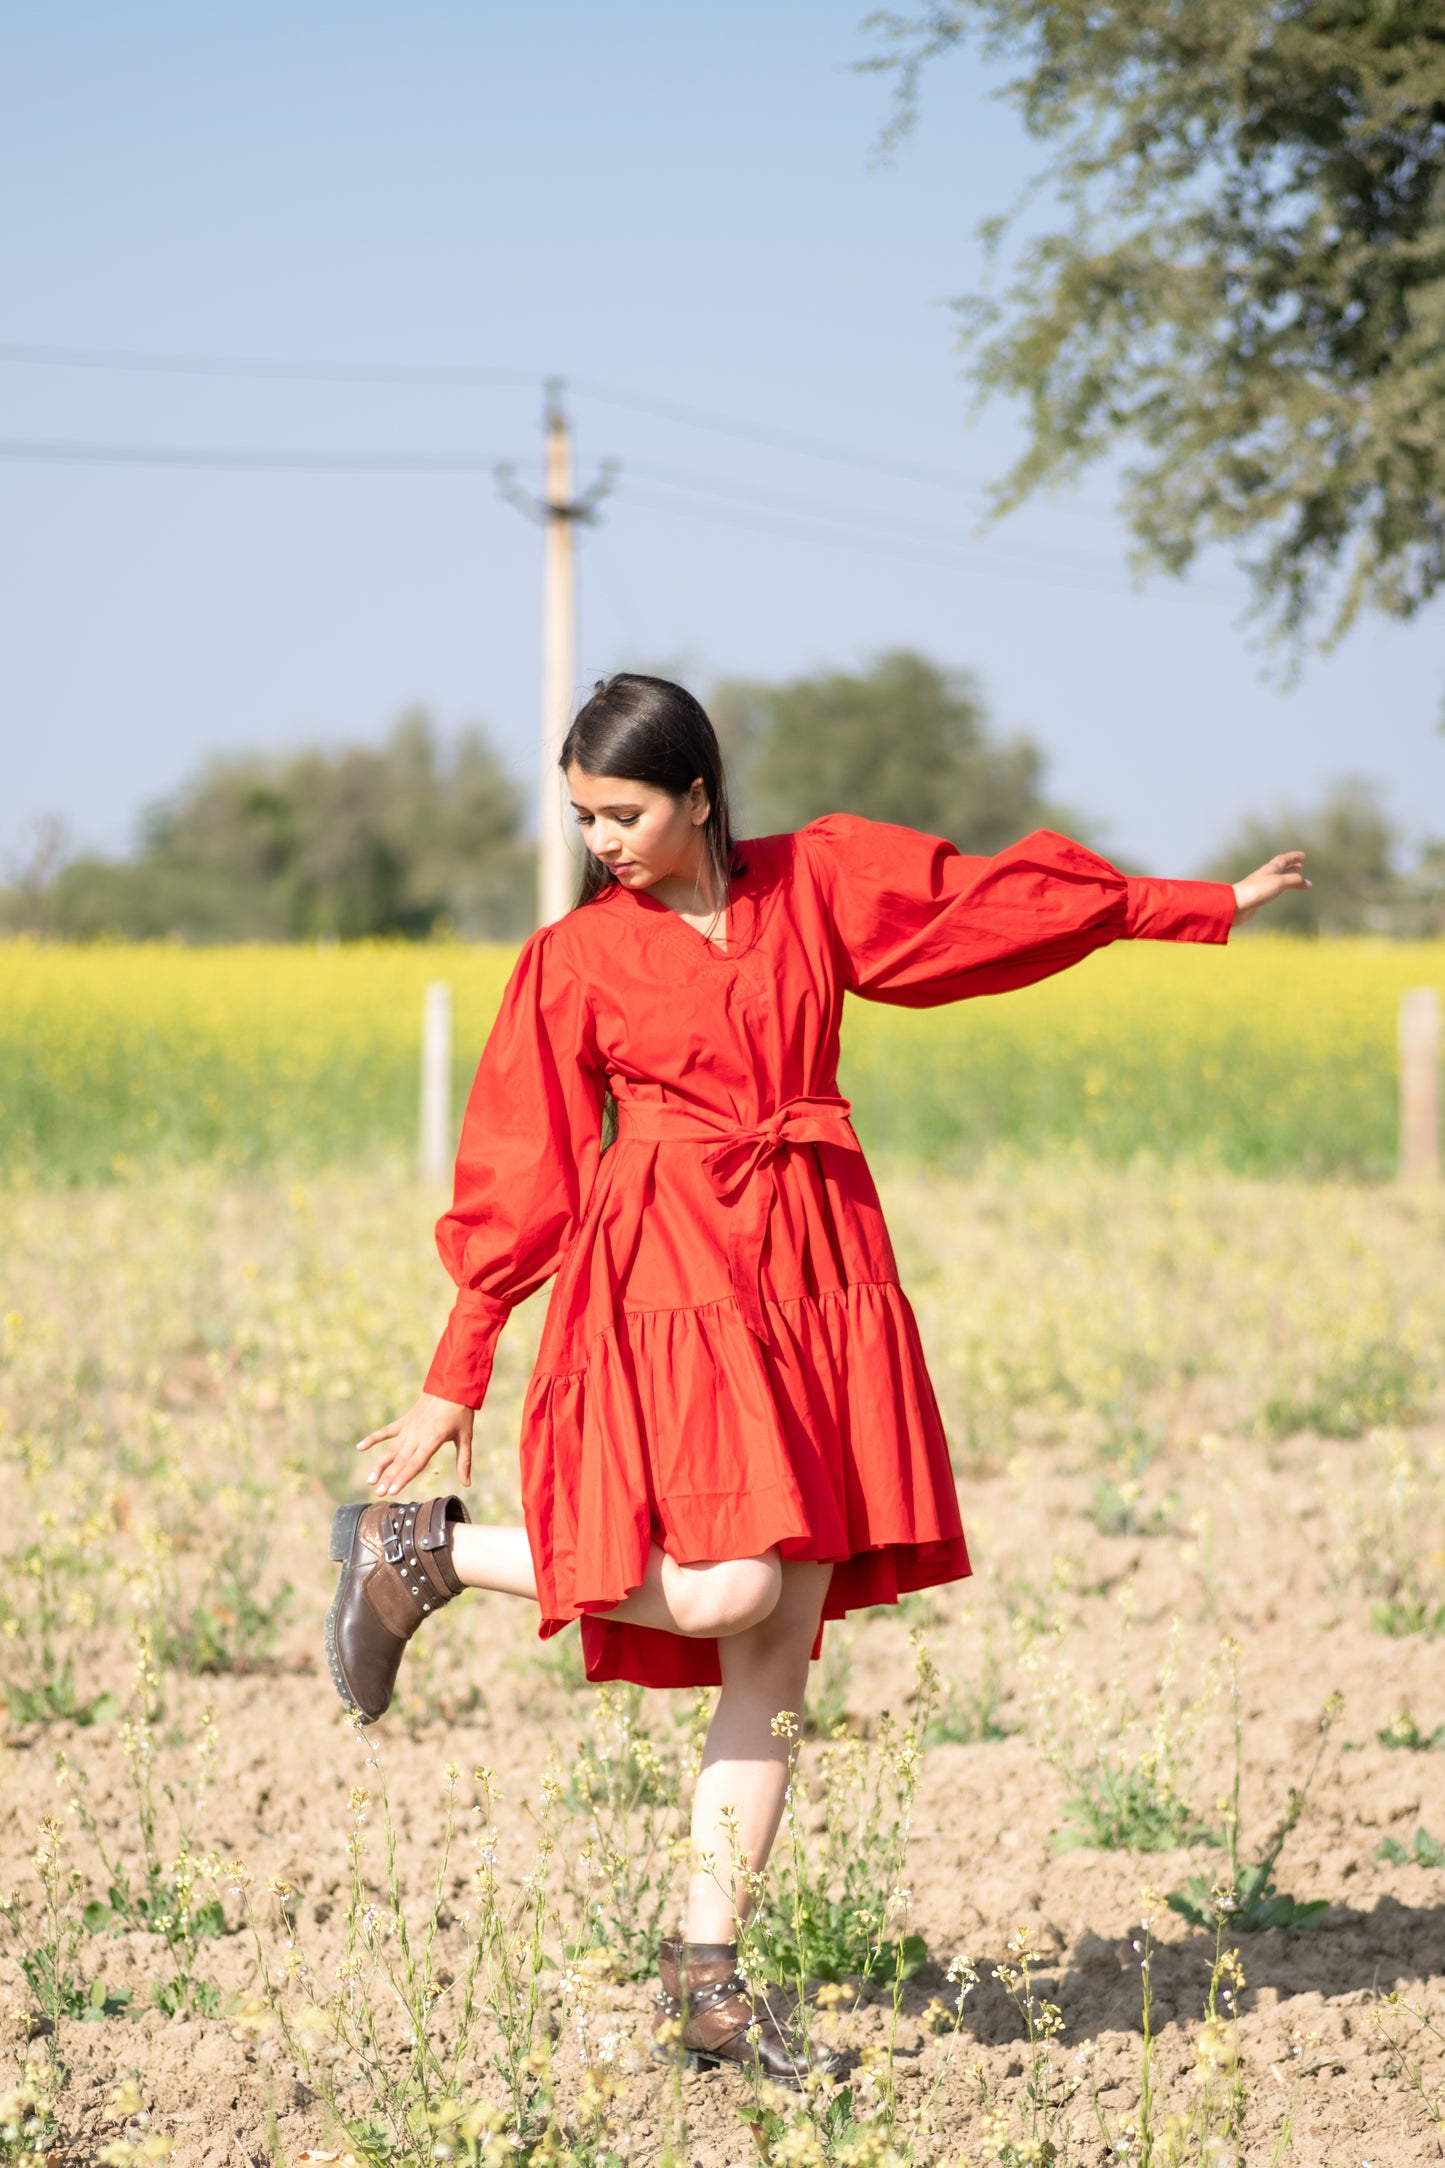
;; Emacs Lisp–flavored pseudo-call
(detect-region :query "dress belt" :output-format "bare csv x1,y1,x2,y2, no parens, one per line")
614,1095,862,1342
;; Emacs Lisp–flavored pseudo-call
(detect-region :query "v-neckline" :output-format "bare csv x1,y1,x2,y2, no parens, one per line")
624,863,751,966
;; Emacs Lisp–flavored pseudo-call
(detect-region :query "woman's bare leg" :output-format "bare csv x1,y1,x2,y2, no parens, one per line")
450,1524,782,1637
449,1524,538,1598
685,1560,832,1943
448,1526,831,1941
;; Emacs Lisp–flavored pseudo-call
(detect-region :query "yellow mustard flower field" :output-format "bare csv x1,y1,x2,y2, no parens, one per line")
3,936,1443,1182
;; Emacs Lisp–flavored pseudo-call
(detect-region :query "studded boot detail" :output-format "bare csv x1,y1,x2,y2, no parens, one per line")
325,1495,470,1723
651,1937,838,2086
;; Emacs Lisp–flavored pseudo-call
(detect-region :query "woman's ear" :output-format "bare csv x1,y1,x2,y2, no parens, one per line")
689,778,710,826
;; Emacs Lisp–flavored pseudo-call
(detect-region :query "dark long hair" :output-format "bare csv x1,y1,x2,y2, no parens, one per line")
559,673,735,909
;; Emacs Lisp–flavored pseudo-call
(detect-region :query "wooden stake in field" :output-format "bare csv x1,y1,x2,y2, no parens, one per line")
498,382,615,929
1399,985,1441,1182
419,979,453,1184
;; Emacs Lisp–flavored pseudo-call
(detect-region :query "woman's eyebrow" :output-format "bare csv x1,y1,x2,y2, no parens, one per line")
572,800,644,814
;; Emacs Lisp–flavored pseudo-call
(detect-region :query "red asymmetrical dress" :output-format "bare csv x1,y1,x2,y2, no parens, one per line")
424,816,1234,1689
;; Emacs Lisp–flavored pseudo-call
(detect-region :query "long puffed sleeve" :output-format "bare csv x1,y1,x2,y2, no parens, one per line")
800,815,1234,1009
425,930,606,1405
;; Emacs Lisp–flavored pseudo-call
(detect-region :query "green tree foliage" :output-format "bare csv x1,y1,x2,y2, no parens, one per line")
1199,774,1443,932
867,4,1445,646
8,712,532,942
712,648,1083,851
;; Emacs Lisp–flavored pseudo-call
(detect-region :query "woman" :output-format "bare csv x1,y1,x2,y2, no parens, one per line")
327,672,1305,2080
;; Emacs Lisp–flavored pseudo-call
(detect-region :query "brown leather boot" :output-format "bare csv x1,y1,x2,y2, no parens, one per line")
651,1938,838,2086
326,1496,470,1723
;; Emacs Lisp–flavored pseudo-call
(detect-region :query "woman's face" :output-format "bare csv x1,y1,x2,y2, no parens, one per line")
565,766,709,890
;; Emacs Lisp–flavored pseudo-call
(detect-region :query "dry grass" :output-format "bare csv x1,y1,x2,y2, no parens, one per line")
0,1165,1443,2164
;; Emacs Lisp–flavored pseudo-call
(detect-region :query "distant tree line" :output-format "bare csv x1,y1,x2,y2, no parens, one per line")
1201,779,1445,939
3,652,1439,939
4,712,534,942
711,648,1085,856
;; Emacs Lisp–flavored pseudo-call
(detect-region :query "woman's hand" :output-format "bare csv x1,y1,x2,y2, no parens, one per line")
358,1393,475,1498
1232,851,1309,926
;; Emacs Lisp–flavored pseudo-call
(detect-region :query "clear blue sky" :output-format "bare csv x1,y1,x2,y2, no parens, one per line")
2,1,1440,876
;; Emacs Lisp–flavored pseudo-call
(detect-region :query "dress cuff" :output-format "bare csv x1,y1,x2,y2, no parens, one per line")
423,1289,511,1407
1124,877,1235,945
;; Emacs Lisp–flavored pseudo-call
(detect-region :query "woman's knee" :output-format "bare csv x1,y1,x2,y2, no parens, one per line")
666,1553,782,1638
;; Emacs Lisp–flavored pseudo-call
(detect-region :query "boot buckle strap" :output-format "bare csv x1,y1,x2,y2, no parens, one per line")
382,1537,406,1565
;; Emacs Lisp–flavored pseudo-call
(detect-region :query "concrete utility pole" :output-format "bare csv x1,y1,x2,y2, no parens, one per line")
498,382,615,928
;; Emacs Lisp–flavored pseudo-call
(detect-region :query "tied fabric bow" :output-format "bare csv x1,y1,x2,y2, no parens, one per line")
698,1095,861,1341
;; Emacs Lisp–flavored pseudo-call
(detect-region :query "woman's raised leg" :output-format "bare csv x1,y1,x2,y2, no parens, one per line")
450,1525,784,1638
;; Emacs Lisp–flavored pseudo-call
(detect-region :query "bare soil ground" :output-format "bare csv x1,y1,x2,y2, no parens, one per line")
2,1165,1444,2165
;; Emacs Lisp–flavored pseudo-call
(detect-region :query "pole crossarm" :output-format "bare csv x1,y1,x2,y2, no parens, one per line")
494,457,617,525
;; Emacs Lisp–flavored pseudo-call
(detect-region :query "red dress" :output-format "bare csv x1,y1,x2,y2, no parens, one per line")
425,817,1234,1688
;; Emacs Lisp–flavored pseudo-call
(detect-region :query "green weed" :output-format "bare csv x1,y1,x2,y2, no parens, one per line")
248,1751,632,2168
58,1641,227,2016
1378,1710,1445,1752
151,1530,295,1675
1375,1828,1445,1868
0,1817,130,2030
0,1504,118,1730
966,1928,1077,2164
1030,1609,1218,1854
1261,1341,1419,1440
1369,1993,1445,2140
1345,1432,1445,1638
804,1627,855,1738
1168,1654,1339,1934
925,1614,1009,1744
0,2058,60,2165
747,1637,938,1987
563,1683,700,1979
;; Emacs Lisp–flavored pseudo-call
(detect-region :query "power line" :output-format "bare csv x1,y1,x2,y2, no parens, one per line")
0,431,1237,601
618,483,1232,606
0,431,1074,559
624,457,1150,582
0,337,1113,516
0,438,499,472
0,341,534,389
575,376,1004,502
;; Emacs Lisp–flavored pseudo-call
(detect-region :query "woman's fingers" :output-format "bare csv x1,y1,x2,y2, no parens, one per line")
357,1419,402,1451
355,1395,473,1498
1234,850,1311,922
371,1428,438,1496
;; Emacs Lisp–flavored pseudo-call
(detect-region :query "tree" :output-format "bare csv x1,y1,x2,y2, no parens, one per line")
711,648,1086,851
10,712,532,942
867,4,1445,647
1198,775,1399,931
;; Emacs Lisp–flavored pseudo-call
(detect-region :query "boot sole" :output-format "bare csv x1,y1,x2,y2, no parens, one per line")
648,2041,807,2087
325,1504,374,1723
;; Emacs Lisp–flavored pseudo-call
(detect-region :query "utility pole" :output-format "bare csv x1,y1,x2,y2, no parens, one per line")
498,382,615,927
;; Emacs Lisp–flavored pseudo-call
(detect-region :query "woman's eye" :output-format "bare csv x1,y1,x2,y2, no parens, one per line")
617,815,640,828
